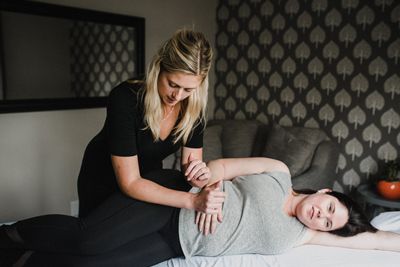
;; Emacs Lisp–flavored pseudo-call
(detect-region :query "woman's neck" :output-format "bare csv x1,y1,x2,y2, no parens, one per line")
284,189,306,217
162,102,180,121
162,106,174,120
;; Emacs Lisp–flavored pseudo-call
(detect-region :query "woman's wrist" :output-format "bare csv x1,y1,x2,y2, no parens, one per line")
185,192,196,210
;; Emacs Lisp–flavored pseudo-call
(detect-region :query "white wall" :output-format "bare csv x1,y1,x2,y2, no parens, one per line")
0,0,217,222
0,109,105,221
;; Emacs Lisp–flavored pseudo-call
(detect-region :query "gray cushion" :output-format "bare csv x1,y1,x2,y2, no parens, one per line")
221,120,260,158
262,124,327,177
203,125,223,162
284,126,327,171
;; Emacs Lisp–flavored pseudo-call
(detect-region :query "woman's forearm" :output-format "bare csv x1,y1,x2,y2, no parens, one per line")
112,155,196,209
206,157,290,186
308,230,400,252
122,177,195,210
374,231,400,252
206,159,226,186
123,177,225,213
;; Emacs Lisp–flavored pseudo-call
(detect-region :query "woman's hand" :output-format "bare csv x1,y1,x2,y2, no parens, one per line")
193,181,224,235
192,181,225,214
195,208,223,235
185,153,211,188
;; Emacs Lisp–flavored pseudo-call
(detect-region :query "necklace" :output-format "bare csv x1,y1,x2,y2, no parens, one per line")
162,105,175,121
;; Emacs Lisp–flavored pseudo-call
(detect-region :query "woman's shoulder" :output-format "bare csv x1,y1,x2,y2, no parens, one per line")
108,79,145,105
253,171,292,194
125,78,145,91
111,79,144,96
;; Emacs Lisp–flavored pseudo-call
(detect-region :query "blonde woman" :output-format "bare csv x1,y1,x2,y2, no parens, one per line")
76,29,224,221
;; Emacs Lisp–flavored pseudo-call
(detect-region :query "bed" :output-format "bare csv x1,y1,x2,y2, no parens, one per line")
1,212,399,266
153,211,400,267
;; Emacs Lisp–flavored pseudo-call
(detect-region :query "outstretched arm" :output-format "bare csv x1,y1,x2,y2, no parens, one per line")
302,229,400,252
206,157,289,185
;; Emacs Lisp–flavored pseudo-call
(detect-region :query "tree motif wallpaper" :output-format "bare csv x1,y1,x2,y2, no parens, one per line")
214,0,400,192
70,21,136,97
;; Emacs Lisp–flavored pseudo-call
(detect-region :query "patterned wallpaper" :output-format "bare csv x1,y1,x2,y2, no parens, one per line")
214,0,400,192
70,21,136,97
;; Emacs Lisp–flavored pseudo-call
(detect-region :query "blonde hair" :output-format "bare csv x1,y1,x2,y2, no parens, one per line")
143,29,213,144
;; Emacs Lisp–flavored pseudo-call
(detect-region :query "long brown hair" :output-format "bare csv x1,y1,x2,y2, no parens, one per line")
294,189,377,236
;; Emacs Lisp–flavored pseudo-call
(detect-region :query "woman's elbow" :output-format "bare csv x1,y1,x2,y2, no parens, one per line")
271,159,290,174
117,176,141,196
207,159,225,182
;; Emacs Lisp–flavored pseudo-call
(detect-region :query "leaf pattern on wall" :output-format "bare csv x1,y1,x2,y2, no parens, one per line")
348,106,366,130
332,120,349,143
306,87,322,109
345,138,364,161
384,74,400,99
365,91,384,115
323,41,340,63
351,73,369,97
342,169,361,191
334,89,351,112
70,22,137,96
363,124,382,148
215,0,400,192
360,156,378,180
281,86,295,107
381,108,400,134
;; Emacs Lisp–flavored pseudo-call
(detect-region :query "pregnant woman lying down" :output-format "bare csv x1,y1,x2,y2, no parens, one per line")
1,157,399,266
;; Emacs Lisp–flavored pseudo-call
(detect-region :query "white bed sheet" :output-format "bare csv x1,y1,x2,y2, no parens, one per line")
154,211,400,267
153,245,400,267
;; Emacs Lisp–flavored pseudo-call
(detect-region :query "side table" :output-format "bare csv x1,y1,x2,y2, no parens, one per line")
357,184,400,219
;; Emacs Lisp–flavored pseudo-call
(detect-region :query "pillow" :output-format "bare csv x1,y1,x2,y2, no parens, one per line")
284,125,327,172
221,120,260,158
203,125,223,162
371,211,400,234
262,124,324,177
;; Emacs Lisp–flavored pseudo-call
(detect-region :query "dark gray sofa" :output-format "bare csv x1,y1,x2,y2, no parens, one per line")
163,120,339,190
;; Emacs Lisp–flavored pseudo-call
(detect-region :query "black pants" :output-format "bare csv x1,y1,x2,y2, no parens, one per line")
1,169,189,266
23,232,178,267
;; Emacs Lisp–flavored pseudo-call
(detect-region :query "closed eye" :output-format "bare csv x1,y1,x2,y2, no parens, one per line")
168,81,195,92
328,203,335,214
169,82,180,88
326,219,332,229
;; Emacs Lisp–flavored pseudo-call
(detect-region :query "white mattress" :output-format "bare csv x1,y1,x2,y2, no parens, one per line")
154,245,400,267
153,211,400,267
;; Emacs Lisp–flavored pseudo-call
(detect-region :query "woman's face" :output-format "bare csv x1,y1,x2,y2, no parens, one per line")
157,71,203,107
295,192,349,232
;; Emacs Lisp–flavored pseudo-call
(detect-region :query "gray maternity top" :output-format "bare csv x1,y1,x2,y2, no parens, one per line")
178,171,306,258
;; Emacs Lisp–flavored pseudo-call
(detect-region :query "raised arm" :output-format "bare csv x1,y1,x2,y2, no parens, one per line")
302,229,400,252
181,147,210,188
206,157,290,185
